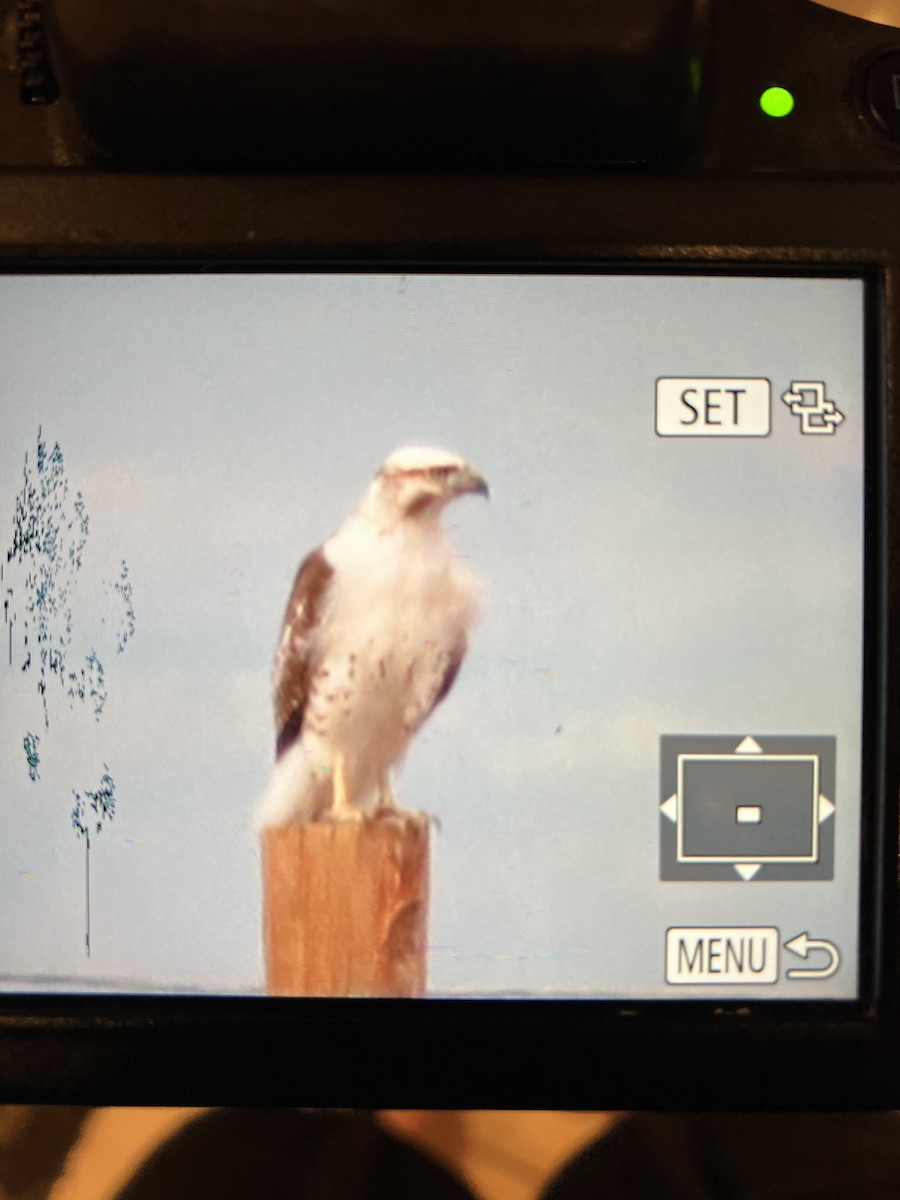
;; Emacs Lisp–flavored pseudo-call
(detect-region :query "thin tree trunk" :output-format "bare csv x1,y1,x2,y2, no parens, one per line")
85,832,91,958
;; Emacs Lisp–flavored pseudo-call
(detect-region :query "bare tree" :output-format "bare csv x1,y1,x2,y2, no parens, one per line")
3,428,135,956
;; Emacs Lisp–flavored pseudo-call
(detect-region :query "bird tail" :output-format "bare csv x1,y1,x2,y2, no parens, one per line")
253,745,327,829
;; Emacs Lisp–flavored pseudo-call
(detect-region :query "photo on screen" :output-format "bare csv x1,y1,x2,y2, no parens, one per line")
0,271,865,999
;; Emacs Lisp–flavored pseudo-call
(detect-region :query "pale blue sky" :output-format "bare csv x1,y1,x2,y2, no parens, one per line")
0,272,865,997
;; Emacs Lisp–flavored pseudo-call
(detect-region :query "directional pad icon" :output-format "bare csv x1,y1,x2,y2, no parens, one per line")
659,734,836,882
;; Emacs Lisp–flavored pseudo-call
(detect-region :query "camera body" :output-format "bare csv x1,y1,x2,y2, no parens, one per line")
0,0,899,1109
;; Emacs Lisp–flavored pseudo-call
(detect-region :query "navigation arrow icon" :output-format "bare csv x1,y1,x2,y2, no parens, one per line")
818,794,835,823
660,795,677,823
735,736,763,754
735,863,761,881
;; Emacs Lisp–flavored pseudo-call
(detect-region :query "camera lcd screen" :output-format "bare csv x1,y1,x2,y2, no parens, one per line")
0,270,869,1002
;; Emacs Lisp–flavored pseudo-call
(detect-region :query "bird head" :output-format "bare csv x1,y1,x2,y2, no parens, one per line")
367,446,489,522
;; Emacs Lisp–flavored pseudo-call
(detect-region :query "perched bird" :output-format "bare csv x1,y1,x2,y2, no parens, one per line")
256,447,487,826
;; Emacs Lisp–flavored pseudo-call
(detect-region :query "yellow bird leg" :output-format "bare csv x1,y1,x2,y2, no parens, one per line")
377,776,399,811
330,752,363,823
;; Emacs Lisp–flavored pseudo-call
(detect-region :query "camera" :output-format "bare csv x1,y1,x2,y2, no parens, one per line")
0,0,899,1110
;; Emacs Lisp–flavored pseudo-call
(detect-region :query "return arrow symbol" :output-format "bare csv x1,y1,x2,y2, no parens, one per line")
784,932,841,980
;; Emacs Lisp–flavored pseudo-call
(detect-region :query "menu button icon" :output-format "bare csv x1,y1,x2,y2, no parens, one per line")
666,927,779,985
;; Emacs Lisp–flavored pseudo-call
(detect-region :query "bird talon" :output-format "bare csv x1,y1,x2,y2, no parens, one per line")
371,804,435,831
328,805,365,824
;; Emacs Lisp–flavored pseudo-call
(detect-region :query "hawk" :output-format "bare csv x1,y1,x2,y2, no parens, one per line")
256,447,488,826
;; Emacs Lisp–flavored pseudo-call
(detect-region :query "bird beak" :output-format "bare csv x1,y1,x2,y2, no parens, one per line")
454,466,489,500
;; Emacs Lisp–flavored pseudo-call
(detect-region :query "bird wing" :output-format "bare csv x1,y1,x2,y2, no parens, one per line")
273,547,334,759
407,632,468,735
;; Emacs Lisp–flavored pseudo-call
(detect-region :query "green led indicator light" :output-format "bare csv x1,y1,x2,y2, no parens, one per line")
760,86,795,118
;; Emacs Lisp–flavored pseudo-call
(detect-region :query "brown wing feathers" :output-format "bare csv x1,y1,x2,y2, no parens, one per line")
414,636,467,733
273,548,334,760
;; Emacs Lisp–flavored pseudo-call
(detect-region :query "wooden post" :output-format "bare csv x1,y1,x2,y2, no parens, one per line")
262,816,430,997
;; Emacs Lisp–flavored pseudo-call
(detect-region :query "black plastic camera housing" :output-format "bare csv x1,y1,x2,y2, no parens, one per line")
0,0,899,1109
